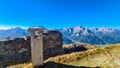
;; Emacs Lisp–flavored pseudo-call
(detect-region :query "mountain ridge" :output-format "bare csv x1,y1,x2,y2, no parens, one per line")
58,26,120,45
0,26,120,45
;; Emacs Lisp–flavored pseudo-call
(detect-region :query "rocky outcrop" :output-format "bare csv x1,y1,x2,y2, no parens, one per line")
63,44,96,54
0,30,65,67
43,30,65,59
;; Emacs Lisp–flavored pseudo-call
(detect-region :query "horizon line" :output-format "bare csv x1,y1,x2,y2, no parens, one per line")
0,26,120,30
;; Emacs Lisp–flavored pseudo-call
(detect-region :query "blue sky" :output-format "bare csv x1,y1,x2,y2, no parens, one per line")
0,0,120,29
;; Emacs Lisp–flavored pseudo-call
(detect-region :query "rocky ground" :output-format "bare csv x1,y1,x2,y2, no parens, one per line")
63,44,96,54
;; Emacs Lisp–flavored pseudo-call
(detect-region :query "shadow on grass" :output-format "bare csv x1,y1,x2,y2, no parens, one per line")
35,61,100,68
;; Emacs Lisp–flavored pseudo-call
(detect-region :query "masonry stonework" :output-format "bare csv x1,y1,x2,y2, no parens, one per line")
0,29,65,67
28,28,44,66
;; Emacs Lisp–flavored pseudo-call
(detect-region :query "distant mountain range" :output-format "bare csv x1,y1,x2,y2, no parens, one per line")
0,27,29,40
0,26,120,45
59,26,120,45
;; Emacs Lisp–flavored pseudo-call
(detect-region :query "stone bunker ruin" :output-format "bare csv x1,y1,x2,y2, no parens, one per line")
0,27,65,67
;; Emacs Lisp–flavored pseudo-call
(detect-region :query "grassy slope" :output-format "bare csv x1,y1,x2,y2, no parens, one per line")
45,44,120,68
7,44,120,68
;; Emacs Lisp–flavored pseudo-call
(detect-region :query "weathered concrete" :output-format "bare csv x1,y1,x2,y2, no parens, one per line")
28,28,44,66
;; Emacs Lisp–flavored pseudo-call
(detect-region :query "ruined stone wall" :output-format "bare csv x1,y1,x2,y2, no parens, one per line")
0,30,65,67
43,31,64,59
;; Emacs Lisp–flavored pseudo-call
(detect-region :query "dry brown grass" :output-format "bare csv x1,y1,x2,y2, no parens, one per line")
6,63,33,68
45,44,120,67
